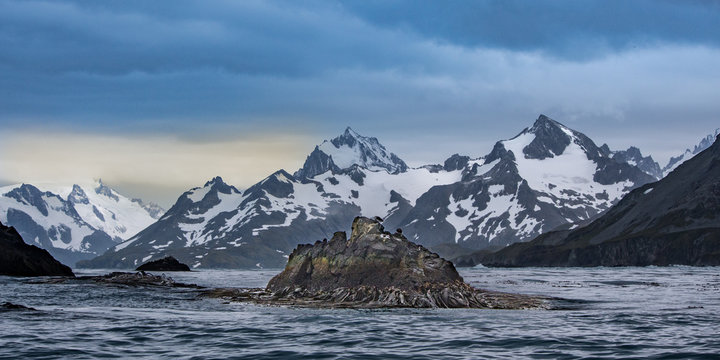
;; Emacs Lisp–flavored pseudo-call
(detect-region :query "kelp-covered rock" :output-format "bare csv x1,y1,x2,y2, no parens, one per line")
206,217,550,309
267,217,462,292
136,256,191,272
88,272,198,287
38,271,201,288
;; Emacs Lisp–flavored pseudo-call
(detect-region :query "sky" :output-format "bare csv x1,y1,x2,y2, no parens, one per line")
1,0,719,207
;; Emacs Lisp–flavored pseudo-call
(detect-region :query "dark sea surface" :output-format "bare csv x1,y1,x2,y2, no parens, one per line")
2,266,719,359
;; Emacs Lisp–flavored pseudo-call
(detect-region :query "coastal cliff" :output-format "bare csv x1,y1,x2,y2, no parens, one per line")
0,221,74,277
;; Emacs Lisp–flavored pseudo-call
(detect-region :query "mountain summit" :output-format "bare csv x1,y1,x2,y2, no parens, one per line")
295,127,408,178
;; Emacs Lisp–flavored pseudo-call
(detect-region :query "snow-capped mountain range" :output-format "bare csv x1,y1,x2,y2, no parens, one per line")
662,128,720,176
82,115,663,269
0,180,164,266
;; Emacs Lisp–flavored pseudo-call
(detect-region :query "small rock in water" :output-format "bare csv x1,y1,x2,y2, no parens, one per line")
136,256,191,272
92,272,199,288
34,271,203,288
1,302,37,311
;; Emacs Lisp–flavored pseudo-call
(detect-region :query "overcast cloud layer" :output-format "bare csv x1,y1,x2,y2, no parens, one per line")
1,0,719,205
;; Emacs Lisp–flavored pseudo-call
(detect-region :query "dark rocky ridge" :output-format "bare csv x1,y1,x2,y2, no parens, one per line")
0,221,75,277
136,256,191,271
205,217,551,309
456,135,720,267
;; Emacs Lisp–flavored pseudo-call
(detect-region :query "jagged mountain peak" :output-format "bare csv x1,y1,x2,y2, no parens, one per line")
130,198,165,219
245,169,296,198
611,146,662,180
4,184,53,216
272,169,295,180
295,127,408,179
68,184,90,205
529,114,567,131
693,128,720,153
501,114,605,161
254,169,296,186
514,115,575,160
344,126,359,136
187,176,238,199
332,126,363,145
94,179,119,202
204,176,228,188
624,146,642,157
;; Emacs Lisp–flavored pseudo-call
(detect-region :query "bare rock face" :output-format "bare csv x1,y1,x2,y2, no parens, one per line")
204,217,548,309
267,217,462,293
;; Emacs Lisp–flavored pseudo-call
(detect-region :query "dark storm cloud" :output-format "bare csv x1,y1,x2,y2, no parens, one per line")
339,0,720,59
0,0,444,77
0,0,719,166
5,0,718,78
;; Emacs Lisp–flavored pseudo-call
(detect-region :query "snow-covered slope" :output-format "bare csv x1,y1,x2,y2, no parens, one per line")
0,180,164,266
35,180,164,240
391,115,655,249
82,116,656,269
662,129,720,176
81,167,463,269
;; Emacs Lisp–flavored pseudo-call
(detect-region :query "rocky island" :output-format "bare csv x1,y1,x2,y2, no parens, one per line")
204,217,550,309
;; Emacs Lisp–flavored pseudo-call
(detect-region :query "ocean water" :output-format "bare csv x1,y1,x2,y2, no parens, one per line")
1,266,719,359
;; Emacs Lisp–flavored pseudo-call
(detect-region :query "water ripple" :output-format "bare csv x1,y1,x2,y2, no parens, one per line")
2,267,720,359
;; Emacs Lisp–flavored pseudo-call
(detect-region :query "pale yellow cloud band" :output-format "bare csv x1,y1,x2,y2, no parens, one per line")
0,130,314,206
